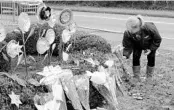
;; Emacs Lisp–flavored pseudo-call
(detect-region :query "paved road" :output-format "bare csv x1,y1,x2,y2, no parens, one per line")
71,11,174,50
23,10,174,50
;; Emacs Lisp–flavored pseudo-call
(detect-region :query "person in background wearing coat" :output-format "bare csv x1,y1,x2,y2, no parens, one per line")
122,15,162,84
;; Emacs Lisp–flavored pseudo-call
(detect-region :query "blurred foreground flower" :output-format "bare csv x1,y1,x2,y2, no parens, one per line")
36,65,73,85
6,40,22,58
36,37,50,54
18,12,31,33
0,24,6,42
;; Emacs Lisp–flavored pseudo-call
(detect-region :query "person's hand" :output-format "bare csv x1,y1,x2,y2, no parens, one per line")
123,55,130,60
144,49,151,55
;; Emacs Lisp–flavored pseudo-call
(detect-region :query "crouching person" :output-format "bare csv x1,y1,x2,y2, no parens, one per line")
122,15,162,84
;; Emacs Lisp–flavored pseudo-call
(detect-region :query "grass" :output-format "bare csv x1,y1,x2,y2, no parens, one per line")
46,3,174,18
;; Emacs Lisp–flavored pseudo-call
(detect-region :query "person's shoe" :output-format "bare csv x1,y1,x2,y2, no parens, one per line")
145,66,155,84
130,66,141,86
146,66,154,78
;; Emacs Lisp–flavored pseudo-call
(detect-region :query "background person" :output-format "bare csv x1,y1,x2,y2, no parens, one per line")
122,15,162,84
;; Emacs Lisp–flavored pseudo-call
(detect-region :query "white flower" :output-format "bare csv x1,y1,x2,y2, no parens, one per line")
36,65,73,85
6,40,22,58
45,29,55,45
36,37,50,54
62,29,71,43
18,12,30,33
62,52,69,61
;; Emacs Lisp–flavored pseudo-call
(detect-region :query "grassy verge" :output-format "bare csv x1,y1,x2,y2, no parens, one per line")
46,4,174,18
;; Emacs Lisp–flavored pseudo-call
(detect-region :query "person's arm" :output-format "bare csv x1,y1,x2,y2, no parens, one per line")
122,31,133,59
147,23,162,51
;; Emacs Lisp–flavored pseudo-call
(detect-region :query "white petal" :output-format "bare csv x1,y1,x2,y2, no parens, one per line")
18,12,30,33
62,52,69,61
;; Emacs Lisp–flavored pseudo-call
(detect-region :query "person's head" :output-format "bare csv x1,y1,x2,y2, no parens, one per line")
39,6,51,21
126,15,144,34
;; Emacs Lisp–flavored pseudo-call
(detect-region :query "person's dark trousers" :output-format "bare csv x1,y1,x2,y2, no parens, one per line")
133,48,156,67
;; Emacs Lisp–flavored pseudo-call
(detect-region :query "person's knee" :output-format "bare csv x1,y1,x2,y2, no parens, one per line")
133,55,141,66
147,55,155,67
148,50,156,57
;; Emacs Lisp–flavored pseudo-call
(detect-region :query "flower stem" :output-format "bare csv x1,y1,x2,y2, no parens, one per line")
0,43,7,52
47,49,51,65
22,33,28,79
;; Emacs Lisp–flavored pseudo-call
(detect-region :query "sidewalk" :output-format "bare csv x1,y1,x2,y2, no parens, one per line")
46,4,174,18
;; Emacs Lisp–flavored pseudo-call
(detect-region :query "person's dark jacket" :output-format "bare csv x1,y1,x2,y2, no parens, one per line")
122,22,162,58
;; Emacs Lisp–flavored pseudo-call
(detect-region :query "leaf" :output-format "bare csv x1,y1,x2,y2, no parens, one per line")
0,72,12,78
27,27,35,39
66,43,72,52
11,74,27,87
39,74,57,85
85,58,96,67
17,53,23,66
25,27,35,44
28,78,40,86
9,91,22,108
2,52,9,61
28,55,36,62
41,29,46,37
